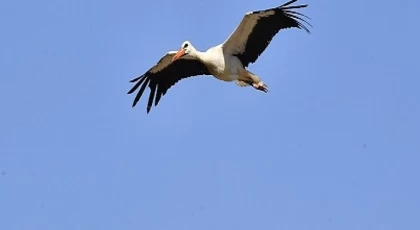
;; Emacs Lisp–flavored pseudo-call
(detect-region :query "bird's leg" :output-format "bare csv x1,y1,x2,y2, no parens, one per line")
236,69,268,93
238,69,268,93
252,81,268,93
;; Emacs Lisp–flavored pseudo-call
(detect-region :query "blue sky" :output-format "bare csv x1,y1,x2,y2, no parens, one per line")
1,0,419,229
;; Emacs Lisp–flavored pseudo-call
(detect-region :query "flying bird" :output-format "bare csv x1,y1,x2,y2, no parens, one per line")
127,0,311,113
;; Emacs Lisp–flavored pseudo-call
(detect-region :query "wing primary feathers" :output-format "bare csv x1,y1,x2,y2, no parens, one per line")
132,77,150,107
285,13,312,33
281,4,308,10
147,83,157,113
281,0,298,7
127,75,147,94
280,0,307,10
129,75,143,83
154,84,163,106
286,10,311,20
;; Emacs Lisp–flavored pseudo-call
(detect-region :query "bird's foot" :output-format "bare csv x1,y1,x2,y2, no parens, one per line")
253,81,268,93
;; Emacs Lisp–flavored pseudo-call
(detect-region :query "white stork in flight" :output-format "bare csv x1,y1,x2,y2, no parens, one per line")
128,0,311,113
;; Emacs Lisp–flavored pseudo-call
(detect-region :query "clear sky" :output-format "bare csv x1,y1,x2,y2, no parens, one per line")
1,0,419,229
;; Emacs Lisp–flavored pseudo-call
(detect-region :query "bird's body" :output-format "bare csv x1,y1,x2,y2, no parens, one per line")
198,45,243,82
128,0,311,113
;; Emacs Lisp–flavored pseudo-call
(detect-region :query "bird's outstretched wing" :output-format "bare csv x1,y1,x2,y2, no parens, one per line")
222,0,311,67
128,51,211,113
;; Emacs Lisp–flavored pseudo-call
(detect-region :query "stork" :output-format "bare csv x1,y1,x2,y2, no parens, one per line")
127,0,311,113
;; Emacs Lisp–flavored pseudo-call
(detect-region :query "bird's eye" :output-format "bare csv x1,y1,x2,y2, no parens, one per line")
183,43,188,48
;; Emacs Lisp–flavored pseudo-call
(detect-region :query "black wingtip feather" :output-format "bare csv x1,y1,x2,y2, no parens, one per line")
282,4,308,10
132,78,150,107
287,9,311,20
280,0,308,10
147,83,157,113
281,0,298,7
154,84,163,106
127,76,147,94
129,76,142,83
286,12,312,33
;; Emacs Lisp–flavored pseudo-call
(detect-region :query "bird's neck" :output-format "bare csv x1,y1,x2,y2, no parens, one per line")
190,49,206,62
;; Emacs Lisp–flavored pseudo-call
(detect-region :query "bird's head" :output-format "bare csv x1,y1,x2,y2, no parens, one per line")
172,41,194,61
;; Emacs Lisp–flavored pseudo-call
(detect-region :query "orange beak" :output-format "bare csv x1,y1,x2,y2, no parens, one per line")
172,48,185,61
